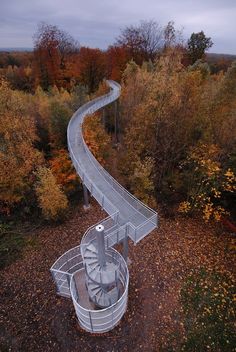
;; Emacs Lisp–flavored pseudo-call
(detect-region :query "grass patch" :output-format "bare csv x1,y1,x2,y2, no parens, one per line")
0,223,38,269
180,268,235,351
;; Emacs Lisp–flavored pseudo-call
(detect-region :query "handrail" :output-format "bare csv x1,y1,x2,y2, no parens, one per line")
81,133,156,218
67,79,157,244
51,79,158,333
70,248,129,314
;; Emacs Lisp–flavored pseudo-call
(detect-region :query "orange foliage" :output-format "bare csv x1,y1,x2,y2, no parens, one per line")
106,46,130,81
77,47,106,93
83,113,111,165
33,23,80,90
49,149,79,194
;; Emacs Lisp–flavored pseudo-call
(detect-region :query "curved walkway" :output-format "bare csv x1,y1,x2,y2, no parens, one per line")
51,80,158,333
68,80,157,242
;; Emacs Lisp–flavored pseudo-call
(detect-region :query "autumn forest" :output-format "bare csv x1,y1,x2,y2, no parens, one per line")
0,19,235,351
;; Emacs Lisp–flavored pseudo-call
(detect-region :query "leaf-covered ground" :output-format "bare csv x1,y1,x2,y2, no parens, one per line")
0,200,235,352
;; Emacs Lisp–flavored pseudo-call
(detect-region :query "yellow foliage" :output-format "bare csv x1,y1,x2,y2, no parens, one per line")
223,168,236,192
202,202,214,222
179,143,233,222
178,201,191,213
120,55,235,223
35,167,68,220
121,52,203,198
131,157,156,206
83,113,111,165
0,81,43,206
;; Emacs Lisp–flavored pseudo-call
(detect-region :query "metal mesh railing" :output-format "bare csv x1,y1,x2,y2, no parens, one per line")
51,245,129,333
51,79,158,333
70,248,129,333
67,80,158,244
50,246,83,298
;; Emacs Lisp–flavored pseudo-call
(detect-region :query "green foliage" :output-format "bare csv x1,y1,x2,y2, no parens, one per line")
189,59,210,79
0,232,26,269
49,100,71,148
0,222,39,269
187,31,213,64
69,84,88,110
181,268,235,351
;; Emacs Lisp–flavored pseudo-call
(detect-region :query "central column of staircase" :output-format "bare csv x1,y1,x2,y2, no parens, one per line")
83,225,120,308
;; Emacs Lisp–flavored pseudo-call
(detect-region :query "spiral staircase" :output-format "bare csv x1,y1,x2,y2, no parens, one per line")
50,80,158,333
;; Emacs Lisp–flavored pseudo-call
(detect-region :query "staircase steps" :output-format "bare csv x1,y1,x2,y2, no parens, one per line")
87,261,119,285
87,279,119,308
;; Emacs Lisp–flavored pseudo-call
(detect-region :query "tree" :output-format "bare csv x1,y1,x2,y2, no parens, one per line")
116,20,163,63
0,80,43,211
119,51,236,221
179,143,236,222
130,157,155,206
6,65,34,92
35,166,68,220
83,113,111,165
78,47,106,93
33,22,80,89
49,149,80,195
187,31,213,64
49,99,71,149
163,21,183,50
106,45,130,81
120,51,203,205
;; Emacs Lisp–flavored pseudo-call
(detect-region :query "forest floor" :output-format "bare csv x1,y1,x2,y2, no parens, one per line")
0,199,235,352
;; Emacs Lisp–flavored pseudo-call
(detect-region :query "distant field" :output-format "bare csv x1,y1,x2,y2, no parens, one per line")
206,52,236,61
0,47,33,52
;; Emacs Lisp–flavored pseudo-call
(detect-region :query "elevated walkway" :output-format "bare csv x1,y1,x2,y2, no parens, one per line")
67,80,157,243
51,80,158,333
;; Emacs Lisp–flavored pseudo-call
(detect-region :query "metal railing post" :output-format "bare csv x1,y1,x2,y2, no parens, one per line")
122,225,129,262
73,276,79,302
66,273,71,288
51,270,60,294
89,311,94,332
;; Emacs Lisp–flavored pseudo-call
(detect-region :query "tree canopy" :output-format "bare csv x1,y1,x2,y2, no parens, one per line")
33,22,80,89
187,31,213,64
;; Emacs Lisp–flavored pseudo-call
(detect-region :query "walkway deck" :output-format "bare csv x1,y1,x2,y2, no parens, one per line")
68,80,157,243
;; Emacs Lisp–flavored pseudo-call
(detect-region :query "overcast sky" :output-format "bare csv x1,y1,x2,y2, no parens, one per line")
0,0,235,54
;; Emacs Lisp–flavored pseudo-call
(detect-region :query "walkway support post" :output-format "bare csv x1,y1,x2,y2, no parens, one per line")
83,183,90,210
122,225,129,262
96,224,106,268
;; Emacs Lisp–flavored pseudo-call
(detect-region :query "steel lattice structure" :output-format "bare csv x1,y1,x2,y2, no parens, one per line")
51,80,158,333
